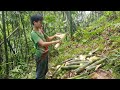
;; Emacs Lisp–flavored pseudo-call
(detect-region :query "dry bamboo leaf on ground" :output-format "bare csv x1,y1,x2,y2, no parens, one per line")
67,72,89,79
95,64,102,71
88,48,99,56
90,69,113,79
46,71,53,79
61,70,76,79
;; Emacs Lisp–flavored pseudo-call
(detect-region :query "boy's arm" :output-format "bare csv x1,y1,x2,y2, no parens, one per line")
47,35,56,41
31,31,60,47
38,39,61,47
41,26,60,41
47,33,61,41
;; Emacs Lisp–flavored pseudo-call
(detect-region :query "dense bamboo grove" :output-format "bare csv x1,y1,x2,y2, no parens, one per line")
0,11,120,79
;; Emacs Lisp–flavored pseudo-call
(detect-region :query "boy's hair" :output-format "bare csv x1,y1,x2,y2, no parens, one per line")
30,14,43,25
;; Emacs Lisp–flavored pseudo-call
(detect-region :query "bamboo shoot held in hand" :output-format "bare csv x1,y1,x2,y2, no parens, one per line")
55,43,60,49
54,33,66,49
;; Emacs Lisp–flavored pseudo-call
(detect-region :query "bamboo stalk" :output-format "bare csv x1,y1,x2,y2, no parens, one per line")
86,65,97,71
66,61,89,66
61,58,74,64
75,59,99,74
68,60,90,63
86,64,104,72
61,65,80,70
51,63,65,78
75,57,107,74
89,58,106,66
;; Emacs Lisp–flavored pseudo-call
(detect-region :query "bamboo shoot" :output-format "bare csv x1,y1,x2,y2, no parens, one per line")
54,33,66,49
61,65,80,70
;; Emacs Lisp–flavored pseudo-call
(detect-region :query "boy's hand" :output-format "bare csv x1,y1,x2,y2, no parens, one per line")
56,40,62,44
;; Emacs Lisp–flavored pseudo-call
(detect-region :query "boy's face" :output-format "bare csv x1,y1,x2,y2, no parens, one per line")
34,20,42,28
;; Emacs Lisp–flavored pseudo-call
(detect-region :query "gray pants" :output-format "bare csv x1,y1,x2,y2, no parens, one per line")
35,55,48,79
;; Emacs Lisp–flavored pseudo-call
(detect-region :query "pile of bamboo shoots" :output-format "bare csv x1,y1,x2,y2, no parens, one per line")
52,48,108,79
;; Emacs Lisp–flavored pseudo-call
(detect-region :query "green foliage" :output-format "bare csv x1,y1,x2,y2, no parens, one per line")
110,36,120,42
44,15,56,23
101,49,120,78
104,11,113,16
9,61,36,79
2,11,120,79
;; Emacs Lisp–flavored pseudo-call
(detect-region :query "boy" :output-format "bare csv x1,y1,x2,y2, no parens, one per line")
30,14,61,79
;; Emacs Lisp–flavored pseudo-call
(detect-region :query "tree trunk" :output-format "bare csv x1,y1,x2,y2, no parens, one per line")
2,11,9,78
65,11,73,39
20,13,28,62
